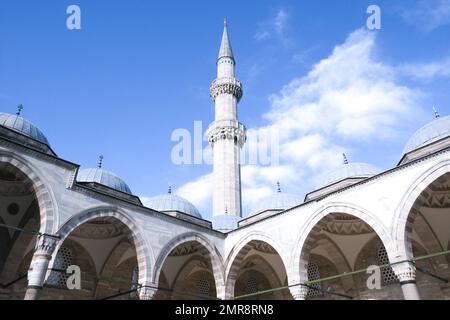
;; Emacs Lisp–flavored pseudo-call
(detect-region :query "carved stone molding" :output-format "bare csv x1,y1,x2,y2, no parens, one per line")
207,121,246,147
34,234,58,257
391,261,416,283
210,78,243,102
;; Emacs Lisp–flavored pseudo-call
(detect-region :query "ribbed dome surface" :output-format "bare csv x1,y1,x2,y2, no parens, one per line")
0,112,49,145
145,193,202,218
77,168,132,194
403,116,450,155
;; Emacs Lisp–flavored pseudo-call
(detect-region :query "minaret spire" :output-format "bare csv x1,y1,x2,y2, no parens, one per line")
218,18,234,62
208,21,246,231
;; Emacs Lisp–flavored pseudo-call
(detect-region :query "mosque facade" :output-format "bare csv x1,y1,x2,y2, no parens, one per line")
0,23,450,300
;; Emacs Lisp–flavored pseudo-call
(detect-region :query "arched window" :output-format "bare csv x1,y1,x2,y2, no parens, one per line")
47,246,73,288
307,263,323,297
377,246,398,285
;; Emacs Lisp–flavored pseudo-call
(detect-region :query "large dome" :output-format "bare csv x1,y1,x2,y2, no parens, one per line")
316,163,382,190
145,193,202,219
0,112,50,145
403,116,450,155
77,168,132,194
251,190,303,216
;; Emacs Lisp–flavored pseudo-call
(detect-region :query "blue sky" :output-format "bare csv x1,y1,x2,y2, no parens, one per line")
1,0,450,219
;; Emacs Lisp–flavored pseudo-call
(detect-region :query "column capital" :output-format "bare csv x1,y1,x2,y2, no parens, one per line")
34,234,58,257
392,261,416,283
289,285,308,300
138,285,157,300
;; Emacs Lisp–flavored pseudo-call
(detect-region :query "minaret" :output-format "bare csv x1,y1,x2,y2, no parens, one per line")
207,20,246,231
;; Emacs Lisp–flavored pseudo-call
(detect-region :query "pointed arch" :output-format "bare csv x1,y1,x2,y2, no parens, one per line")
393,159,450,259
55,207,154,287
153,232,225,299
0,152,57,234
290,203,394,286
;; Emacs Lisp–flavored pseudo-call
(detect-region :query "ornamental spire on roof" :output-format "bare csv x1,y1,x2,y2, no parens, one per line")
218,18,234,62
97,155,104,169
343,153,349,165
277,181,282,193
433,106,440,119
16,104,23,116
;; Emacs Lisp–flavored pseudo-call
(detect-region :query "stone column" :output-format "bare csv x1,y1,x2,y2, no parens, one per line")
289,285,308,300
138,285,157,300
392,261,421,300
24,234,58,300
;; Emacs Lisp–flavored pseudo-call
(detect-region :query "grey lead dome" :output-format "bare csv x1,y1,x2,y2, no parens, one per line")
0,112,50,145
403,115,450,155
77,168,132,195
145,193,202,219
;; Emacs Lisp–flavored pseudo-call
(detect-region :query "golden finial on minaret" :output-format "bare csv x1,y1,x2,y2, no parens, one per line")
224,18,227,28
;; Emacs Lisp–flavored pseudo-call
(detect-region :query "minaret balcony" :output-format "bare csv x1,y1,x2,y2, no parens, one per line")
210,77,243,102
206,120,246,147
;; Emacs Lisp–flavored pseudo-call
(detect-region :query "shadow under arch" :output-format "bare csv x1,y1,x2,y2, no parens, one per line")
54,207,155,288
393,159,450,259
290,203,394,287
0,152,57,234
153,232,225,298
224,233,289,300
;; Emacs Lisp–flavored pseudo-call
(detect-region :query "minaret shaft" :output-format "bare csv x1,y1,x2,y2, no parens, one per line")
207,22,245,231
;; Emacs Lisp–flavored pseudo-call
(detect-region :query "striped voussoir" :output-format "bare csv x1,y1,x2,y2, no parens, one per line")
224,233,284,300
0,154,55,234
393,160,450,259
290,203,393,285
153,232,225,299
57,208,154,285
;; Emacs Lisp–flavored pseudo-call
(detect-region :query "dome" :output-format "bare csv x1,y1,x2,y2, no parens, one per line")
251,190,303,216
0,112,50,145
403,115,450,155
77,168,132,194
145,193,202,219
316,163,382,190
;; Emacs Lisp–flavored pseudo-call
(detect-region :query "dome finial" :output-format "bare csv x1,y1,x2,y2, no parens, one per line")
277,181,282,193
433,106,440,119
97,155,104,169
342,153,349,165
16,104,23,116
168,185,172,194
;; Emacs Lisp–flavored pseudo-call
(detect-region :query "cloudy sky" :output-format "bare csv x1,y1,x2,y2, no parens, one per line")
1,0,450,218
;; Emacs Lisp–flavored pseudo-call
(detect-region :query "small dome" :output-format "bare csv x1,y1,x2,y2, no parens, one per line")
145,193,202,219
77,168,132,194
403,115,450,155
0,112,50,145
316,163,382,190
251,191,303,216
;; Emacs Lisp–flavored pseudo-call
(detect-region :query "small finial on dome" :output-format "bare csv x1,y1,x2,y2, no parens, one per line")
168,185,172,194
97,155,104,169
225,205,228,214
342,153,349,165
433,106,440,119
16,104,23,116
277,181,282,193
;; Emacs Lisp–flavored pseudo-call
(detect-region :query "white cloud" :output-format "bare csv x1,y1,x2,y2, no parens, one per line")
398,57,450,81
175,173,213,212
255,9,290,44
175,28,424,218
402,0,450,32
